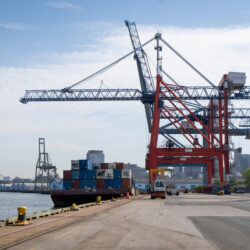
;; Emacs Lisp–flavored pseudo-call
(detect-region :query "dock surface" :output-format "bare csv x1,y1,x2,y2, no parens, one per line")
1,193,250,249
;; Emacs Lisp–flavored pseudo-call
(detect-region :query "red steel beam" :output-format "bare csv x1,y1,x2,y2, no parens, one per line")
160,79,222,146
161,107,201,147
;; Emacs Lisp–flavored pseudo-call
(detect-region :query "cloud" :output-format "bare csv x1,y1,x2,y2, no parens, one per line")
0,23,30,31
46,1,81,9
1,23,250,178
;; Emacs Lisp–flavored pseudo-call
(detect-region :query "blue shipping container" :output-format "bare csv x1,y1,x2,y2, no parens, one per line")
63,180,72,190
88,180,96,189
71,170,79,180
79,160,92,170
113,169,121,179
113,179,122,188
105,179,113,189
80,180,88,189
87,170,96,180
79,170,88,180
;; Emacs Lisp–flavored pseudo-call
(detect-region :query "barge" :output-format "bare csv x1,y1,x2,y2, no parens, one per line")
51,188,132,207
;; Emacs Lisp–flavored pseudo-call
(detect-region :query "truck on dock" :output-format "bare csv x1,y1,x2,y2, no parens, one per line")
150,169,166,199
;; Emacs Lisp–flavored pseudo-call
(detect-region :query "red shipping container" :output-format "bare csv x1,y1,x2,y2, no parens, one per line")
63,170,72,180
96,179,105,189
101,163,108,169
115,162,125,169
71,180,80,189
122,178,131,189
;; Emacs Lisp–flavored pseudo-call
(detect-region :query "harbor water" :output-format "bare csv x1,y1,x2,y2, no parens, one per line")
0,192,54,220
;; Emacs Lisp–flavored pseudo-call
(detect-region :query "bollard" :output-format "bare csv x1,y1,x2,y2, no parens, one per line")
15,206,28,226
111,197,116,202
126,192,130,199
96,196,102,205
70,203,80,211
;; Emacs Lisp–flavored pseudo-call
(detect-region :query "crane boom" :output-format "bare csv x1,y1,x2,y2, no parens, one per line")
125,20,155,132
20,85,250,104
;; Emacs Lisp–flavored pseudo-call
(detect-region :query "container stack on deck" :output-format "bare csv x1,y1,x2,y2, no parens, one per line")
51,159,134,206
63,160,132,191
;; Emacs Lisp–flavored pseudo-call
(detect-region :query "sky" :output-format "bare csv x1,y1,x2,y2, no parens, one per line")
1,0,250,178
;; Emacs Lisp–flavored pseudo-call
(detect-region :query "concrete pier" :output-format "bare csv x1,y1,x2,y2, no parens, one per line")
0,194,250,249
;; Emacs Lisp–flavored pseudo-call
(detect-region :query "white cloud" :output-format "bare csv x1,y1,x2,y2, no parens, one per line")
46,1,81,9
0,23,30,31
1,23,250,178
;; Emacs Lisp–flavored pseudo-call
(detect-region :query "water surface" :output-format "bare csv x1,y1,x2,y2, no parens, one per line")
0,192,54,220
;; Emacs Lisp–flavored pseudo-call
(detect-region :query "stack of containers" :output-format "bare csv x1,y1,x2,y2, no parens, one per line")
79,159,95,189
63,161,132,190
63,170,72,190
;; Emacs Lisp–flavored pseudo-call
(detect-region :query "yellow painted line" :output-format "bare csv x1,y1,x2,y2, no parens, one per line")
53,226,81,240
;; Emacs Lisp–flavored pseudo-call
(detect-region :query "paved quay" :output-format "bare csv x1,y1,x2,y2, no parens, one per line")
1,193,250,250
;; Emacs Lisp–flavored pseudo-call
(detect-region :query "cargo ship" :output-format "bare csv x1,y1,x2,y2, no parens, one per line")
51,160,133,207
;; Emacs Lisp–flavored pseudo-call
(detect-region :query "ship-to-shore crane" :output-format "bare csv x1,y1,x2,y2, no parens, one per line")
20,21,250,188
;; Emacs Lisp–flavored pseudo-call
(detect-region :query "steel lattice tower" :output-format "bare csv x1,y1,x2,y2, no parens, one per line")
34,138,57,191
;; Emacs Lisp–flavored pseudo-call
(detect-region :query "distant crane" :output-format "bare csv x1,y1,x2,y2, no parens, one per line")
20,21,250,188
35,138,57,191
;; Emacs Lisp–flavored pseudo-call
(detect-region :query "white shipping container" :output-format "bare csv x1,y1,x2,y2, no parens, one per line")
108,163,116,169
71,160,79,170
96,169,105,179
93,163,101,169
122,169,132,179
105,169,113,179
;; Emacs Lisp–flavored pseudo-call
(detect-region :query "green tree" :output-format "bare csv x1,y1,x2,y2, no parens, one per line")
242,168,250,187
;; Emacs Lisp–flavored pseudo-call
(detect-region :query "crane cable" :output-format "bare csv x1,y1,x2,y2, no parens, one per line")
62,37,155,92
160,37,216,88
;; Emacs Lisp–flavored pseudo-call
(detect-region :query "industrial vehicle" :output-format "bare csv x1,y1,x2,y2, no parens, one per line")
150,169,166,199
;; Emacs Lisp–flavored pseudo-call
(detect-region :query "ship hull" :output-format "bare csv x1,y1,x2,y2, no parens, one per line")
51,188,131,207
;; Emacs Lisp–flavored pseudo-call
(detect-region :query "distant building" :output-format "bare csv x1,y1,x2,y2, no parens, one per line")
234,148,250,174
86,150,105,164
126,163,149,188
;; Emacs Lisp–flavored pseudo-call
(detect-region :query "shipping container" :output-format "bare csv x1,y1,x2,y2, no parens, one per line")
115,162,125,169
105,169,113,179
71,170,79,180
96,179,105,189
113,179,122,188
80,180,88,189
105,179,113,189
96,169,105,179
122,178,131,189
79,170,88,180
122,169,132,179
63,180,72,190
63,170,71,180
87,170,96,180
113,169,122,179
88,180,96,189
101,163,108,169
72,180,80,189
79,159,92,170
108,163,116,169
71,160,79,170
93,163,101,170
